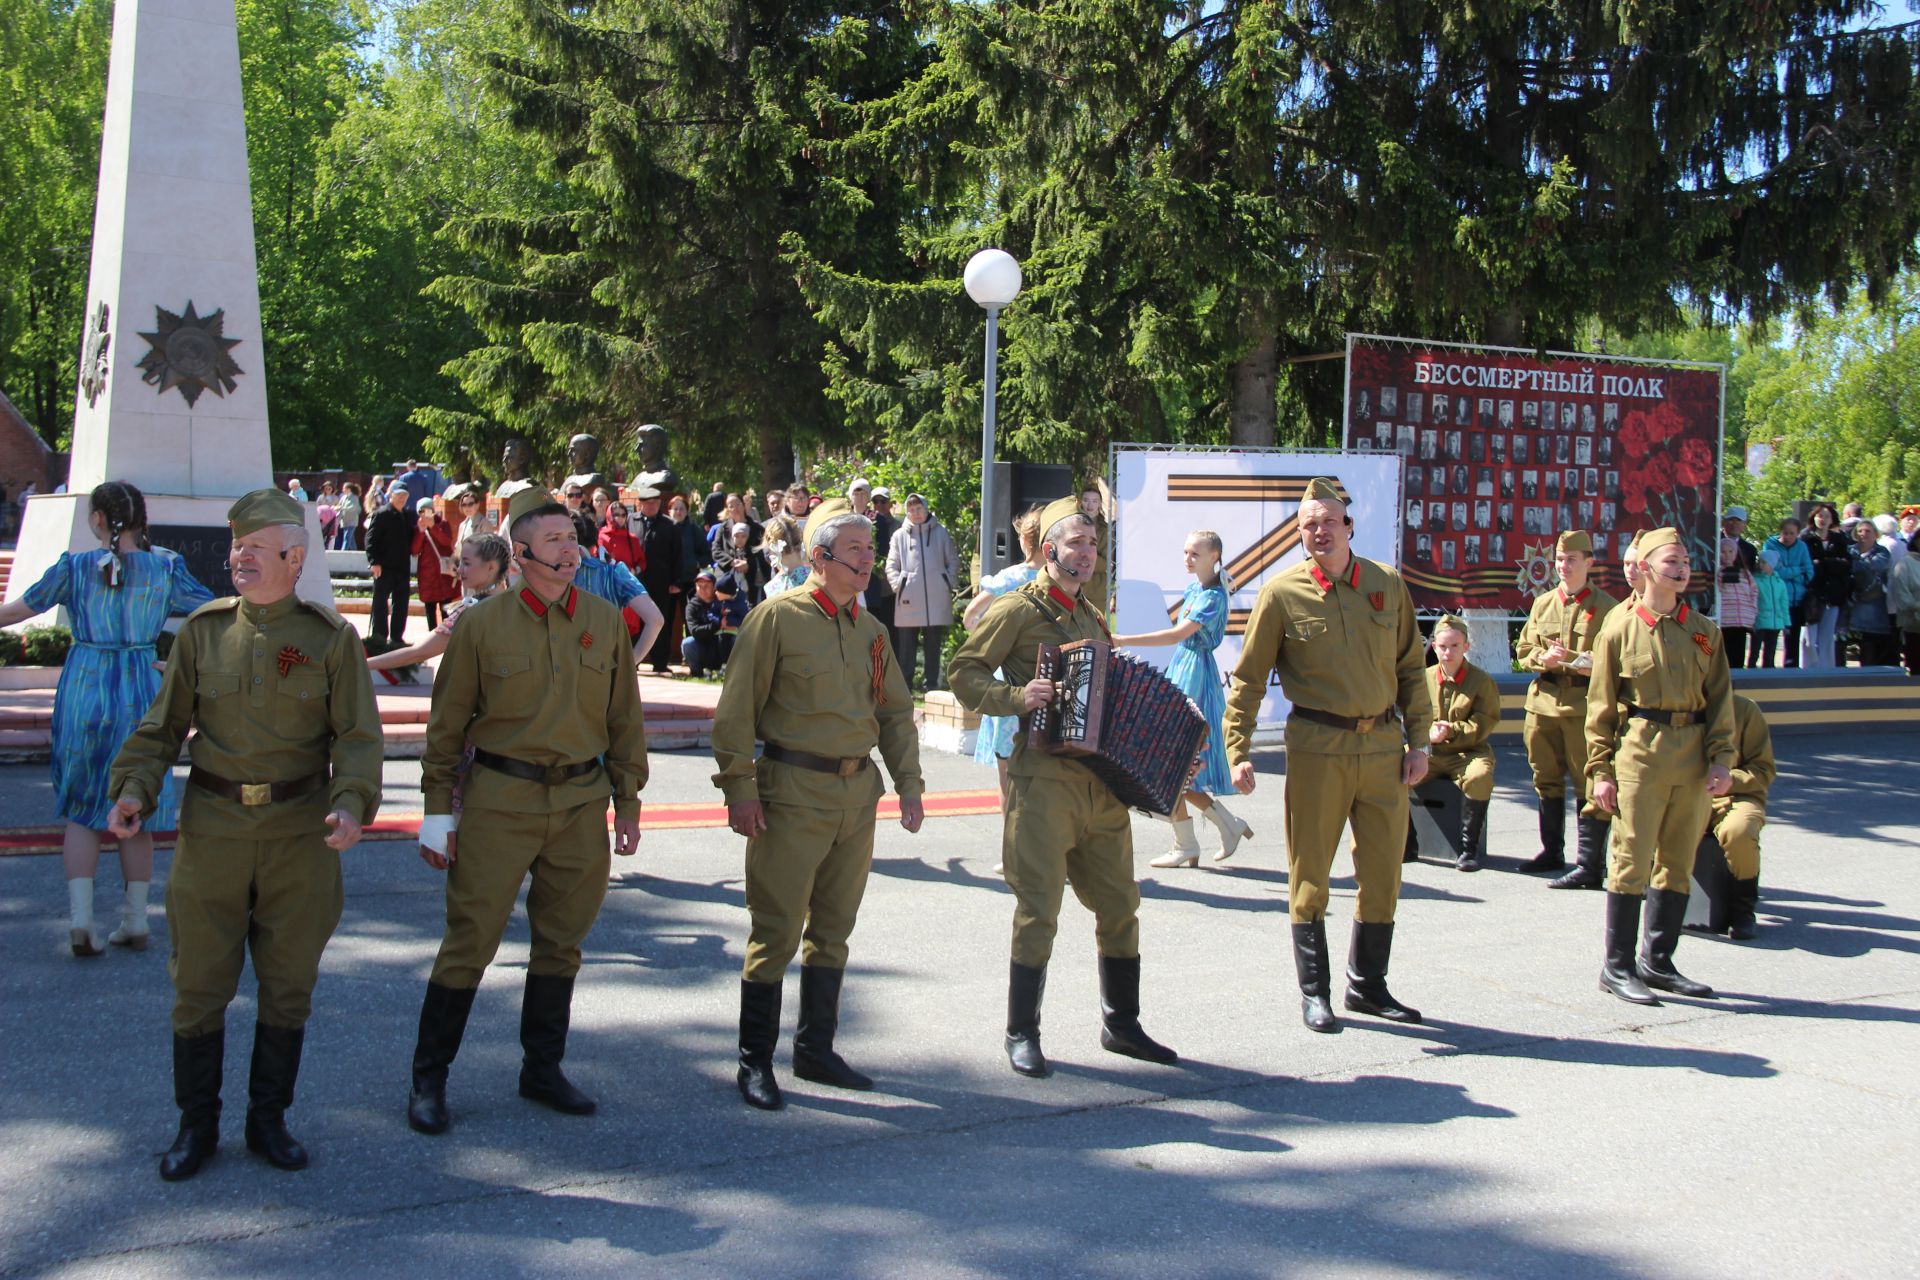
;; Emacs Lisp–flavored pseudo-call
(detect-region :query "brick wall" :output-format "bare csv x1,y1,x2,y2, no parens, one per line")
0,393,53,520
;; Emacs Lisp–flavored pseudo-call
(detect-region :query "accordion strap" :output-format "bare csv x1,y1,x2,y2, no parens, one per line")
1018,587,1110,643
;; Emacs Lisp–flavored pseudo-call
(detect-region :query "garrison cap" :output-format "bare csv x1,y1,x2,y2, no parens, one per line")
1638,526,1684,555
1555,530,1593,555
1038,495,1089,542
803,496,855,547
505,486,558,528
1301,476,1346,505
227,488,305,538
1433,613,1470,639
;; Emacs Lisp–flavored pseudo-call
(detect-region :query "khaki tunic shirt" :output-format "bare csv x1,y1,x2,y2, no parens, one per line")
948,578,1113,783
1429,660,1500,761
1224,556,1431,762
423,584,648,819
1515,584,1621,717
110,594,383,836
1584,599,1736,781
711,587,923,809
1727,694,1776,803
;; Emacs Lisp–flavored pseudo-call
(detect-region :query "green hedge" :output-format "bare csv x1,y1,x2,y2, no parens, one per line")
0,625,74,667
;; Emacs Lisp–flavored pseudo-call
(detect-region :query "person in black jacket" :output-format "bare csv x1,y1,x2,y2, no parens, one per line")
680,570,729,676
1803,502,1852,669
364,485,417,649
634,486,683,673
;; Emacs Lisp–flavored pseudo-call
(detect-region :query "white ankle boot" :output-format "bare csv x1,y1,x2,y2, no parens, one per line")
67,879,103,957
1201,798,1254,862
109,881,150,950
1150,818,1202,868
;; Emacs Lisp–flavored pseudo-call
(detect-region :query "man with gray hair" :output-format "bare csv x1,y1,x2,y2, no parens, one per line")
109,488,383,1181
712,498,925,1110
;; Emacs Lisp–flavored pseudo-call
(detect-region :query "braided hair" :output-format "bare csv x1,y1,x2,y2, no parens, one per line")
90,481,150,589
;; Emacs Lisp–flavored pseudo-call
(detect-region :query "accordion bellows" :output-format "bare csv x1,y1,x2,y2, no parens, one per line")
1027,640,1209,815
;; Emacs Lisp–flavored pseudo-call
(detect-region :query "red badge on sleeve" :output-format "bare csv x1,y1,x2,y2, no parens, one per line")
277,646,308,678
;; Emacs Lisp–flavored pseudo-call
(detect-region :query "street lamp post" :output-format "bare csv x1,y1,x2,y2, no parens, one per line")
964,248,1022,576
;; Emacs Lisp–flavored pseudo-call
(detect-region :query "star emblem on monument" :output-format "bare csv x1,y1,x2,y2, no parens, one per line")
135,300,243,407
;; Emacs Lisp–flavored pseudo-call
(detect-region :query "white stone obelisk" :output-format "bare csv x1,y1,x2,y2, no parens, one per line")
5,0,331,619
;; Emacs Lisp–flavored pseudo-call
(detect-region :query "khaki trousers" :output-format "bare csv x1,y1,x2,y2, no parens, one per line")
743,800,877,982
1282,742,1407,924
1711,798,1766,880
1604,721,1712,896
1427,750,1494,802
1524,712,1602,817
1002,772,1140,968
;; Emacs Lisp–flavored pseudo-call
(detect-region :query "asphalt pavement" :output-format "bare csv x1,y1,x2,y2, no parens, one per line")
0,735,1915,1278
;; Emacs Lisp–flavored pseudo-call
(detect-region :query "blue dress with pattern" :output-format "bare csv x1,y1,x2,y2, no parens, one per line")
22,548,215,829
1166,580,1231,795
972,562,1041,764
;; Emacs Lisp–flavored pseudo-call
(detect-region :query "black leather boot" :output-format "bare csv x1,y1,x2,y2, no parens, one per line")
1639,888,1714,998
1005,961,1051,1076
1456,799,1488,872
1403,813,1420,863
159,1027,223,1182
1600,891,1659,1005
1728,878,1760,941
1291,920,1340,1033
243,1023,309,1170
1550,817,1609,889
1097,955,1178,1064
792,965,873,1090
1343,921,1423,1022
1519,799,1566,872
518,973,596,1114
737,979,785,1109
408,982,477,1135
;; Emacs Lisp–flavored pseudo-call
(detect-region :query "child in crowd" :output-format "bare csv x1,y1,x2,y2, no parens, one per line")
1752,548,1790,668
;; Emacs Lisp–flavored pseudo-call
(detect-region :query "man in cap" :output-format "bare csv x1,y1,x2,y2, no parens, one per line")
1700,693,1774,941
406,494,649,1135
681,568,729,677
848,478,897,636
1512,531,1621,887
1586,526,1735,1005
631,484,683,673
1224,477,1431,1034
713,498,925,1109
950,495,1177,1078
500,488,663,660
1411,614,1500,873
108,489,383,1181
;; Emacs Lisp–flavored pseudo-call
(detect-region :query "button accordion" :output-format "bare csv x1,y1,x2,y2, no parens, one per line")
1026,640,1208,814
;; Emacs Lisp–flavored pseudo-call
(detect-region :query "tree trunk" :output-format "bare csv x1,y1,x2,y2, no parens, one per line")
759,420,793,493
1229,322,1278,447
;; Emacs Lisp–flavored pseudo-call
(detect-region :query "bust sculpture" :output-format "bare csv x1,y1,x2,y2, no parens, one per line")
630,422,681,498
495,435,539,501
563,432,612,499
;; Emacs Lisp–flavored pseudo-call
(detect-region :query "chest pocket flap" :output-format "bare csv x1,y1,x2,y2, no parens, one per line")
580,645,614,674
278,672,330,703
196,671,241,699
483,650,532,679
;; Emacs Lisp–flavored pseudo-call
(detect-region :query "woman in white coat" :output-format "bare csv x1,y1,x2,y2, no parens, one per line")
886,493,960,691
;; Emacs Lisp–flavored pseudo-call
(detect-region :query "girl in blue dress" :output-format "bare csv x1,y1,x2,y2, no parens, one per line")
0,482,214,954
1111,529,1252,867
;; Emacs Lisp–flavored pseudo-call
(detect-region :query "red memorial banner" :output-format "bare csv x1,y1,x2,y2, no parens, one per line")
1344,335,1724,615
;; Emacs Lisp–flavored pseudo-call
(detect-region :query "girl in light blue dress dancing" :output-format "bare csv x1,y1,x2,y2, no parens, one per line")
1111,529,1252,867
0,482,214,954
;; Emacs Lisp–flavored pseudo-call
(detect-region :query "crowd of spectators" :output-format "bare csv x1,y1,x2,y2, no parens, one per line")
1744,502,1920,675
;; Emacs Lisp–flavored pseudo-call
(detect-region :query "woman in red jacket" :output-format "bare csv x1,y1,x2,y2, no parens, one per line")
598,499,646,571
411,501,460,629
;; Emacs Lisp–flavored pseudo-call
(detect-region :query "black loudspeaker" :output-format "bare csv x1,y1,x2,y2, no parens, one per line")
984,462,1074,579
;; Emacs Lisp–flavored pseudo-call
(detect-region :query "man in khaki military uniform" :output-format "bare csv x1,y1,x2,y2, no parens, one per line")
1586,526,1735,1005
950,495,1177,1077
1410,614,1500,873
1225,478,1431,1034
1704,693,1773,940
109,489,383,1182
1513,531,1621,887
713,498,926,1110
407,489,649,1135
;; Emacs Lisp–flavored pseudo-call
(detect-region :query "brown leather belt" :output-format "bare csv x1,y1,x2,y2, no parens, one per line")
1627,705,1698,727
1536,670,1590,686
472,748,601,786
189,767,327,807
763,743,872,777
1289,705,1398,735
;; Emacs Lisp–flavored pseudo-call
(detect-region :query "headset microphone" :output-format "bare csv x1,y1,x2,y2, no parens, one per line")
518,544,577,573
1047,546,1084,580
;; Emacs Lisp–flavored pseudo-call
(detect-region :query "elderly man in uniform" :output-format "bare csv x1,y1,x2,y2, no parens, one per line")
1699,693,1774,941
1225,477,1430,1034
1410,614,1500,873
1586,527,1735,1005
1513,531,1621,887
109,489,383,1181
950,496,1177,1078
713,499,926,1110
406,494,649,1135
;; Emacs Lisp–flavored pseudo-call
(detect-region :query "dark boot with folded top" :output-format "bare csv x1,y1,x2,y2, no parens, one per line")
408,981,478,1134
244,1023,310,1170
1600,891,1660,1005
1005,961,1051,1077
792,964,873,1090
160,1027,224,1182
1291,920,1340,1033
1343,921,1422,1023
1728,877,1761,941
737,979,784,1109
1519,801,1566,873
1097,954,1177,1064
518,973,596,1114
1456,799,1488,872
1550,817,1609,889
1639,887,1714,998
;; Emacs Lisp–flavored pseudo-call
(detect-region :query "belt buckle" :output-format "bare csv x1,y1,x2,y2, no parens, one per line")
837,758,862,777
543,765,571,787
1353,715,1376,735
240,782,273,806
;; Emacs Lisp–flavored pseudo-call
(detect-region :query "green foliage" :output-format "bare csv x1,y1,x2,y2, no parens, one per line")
0,625,75,666
809,452,982,576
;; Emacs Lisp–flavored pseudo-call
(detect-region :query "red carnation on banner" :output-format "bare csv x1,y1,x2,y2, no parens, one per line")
1622,451,1673,515
1619,400,1685,459
1674,437,1715,487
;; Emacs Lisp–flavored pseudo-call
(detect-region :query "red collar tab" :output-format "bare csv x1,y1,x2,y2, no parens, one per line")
1047,585,1079,613
519,585,578,619
1437,663,1464,685
1634,601,1686,629
1309,558,1362,594
1675,602,1690,625
810,587,857,620
1561,586,1590,607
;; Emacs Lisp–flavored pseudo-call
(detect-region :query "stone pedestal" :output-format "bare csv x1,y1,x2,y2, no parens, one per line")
3,0,330,623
